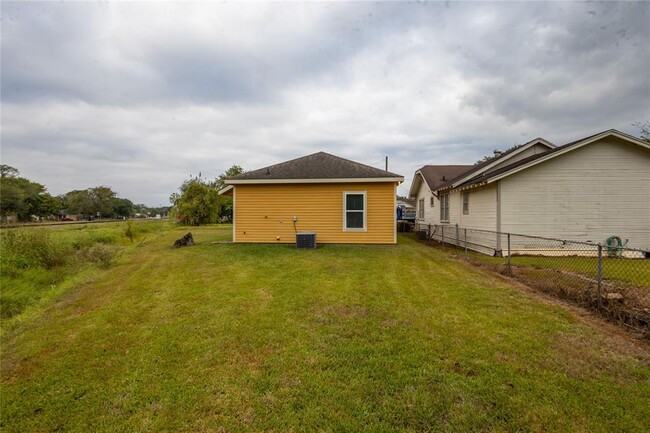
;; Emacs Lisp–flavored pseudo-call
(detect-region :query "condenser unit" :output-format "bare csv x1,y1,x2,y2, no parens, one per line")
296,232,317,249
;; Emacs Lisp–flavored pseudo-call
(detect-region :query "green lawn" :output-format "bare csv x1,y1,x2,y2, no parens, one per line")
1,226,649,432
460,248,650,288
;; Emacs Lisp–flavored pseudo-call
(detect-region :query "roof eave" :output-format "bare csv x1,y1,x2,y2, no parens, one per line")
226,177,404,185
476,129,650,185
218,185,234,196
449,138,555,188
408,170,427,197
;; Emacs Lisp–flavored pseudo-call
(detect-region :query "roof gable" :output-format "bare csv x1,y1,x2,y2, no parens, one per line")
457,129,650,189
448,138,555,188
226,152,403,184
408,165,473,197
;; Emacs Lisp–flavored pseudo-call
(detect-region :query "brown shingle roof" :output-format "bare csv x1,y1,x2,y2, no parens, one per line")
418,165,473,191
228,152,403,181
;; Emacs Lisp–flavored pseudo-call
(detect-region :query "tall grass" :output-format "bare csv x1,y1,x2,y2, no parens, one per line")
0,221,168,324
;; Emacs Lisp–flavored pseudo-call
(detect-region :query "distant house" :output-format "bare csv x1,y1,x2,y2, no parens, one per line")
58,210,79,221
219,152,404,244
396,196,417,221
409,129,650,251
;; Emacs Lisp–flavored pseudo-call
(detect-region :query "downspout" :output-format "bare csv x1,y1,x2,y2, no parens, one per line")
232,186,237,243
394,182,398,244
496,180,501,253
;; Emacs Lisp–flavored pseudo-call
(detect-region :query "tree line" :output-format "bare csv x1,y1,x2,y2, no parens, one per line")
0,165,169,222
0,163,244,226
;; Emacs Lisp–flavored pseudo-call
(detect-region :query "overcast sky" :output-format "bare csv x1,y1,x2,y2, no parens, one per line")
1,1,648,205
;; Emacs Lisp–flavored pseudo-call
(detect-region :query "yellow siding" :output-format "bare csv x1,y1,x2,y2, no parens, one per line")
234,182,397,244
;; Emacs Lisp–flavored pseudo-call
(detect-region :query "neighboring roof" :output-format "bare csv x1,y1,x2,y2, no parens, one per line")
225,152,404,184
397,196,416,207
408,137,555,197
408,165,472,197
456,129,650,190
447,138,555,189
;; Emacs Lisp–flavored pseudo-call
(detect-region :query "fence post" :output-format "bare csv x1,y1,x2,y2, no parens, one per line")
507,233,511,275
464,228,468,255
441,225,445,246
597,243,603,310
456,225,459,247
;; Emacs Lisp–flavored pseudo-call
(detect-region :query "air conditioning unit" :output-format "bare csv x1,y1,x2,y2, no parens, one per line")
296,232,317,249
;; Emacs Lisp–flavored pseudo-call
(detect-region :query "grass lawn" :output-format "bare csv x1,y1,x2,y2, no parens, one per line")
459,247,650,288
1,226,649,432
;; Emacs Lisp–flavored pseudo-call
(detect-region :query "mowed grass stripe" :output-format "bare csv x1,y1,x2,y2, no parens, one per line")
1,227,649,432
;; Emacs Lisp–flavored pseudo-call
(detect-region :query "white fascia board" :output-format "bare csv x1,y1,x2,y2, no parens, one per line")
483,130,650,185
226,177,404,185
450,138,555,188
408,170,435,197
408,171,423,198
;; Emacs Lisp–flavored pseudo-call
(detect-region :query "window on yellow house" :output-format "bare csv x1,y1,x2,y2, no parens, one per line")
344,192,366,230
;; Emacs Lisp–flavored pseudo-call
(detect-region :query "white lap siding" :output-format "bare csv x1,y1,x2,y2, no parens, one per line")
500,137,650,250
457,183,498,231
415,176,438,226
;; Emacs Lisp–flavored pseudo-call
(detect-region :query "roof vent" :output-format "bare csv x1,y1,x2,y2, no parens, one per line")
441,175,446,181
493,150,503,156
265,168,271,176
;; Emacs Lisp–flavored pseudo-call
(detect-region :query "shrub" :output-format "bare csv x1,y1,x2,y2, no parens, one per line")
77,244,121,268
125,221,135,242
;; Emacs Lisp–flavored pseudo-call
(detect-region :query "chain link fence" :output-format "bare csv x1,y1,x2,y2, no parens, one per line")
416,223,650,338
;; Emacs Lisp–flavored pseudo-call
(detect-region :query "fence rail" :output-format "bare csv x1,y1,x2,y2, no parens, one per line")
416,224,650,337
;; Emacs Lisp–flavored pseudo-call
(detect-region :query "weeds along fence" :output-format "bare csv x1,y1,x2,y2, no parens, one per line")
416,224,650,337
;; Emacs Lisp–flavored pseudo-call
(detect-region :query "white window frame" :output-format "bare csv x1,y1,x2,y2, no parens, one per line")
418,198,425,219
462,192,469,215
440,193,449,222
343,191,367,231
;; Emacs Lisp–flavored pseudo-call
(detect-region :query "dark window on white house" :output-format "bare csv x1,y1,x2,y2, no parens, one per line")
430,196,435,207
440,193,449,221
418,198,425,219
462,192,469,215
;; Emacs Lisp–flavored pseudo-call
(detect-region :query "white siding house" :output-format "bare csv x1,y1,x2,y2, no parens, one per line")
409,129,650,252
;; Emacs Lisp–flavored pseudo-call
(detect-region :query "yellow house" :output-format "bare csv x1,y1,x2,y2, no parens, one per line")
218,152,404,244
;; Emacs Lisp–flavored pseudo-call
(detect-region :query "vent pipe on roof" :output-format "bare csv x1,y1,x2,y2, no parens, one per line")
494,150,503,156
266,169,271,176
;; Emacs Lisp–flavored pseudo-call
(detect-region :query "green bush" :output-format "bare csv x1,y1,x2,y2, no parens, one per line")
76,244,121,268
124,221,135,242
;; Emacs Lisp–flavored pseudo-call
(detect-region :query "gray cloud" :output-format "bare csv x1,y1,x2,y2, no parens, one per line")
1,1,648,204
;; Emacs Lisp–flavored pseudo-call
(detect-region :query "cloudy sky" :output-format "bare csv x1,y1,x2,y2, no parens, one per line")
1,1,648,205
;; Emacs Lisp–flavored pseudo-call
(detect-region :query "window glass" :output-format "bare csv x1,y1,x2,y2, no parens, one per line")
346,212,364,229
344,192,365,230
346,194,364,211
440,194,449,221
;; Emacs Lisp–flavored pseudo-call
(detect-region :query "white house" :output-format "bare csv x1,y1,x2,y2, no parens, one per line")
409,129,650,252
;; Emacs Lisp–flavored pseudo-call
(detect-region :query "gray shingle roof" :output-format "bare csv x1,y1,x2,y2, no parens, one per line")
227,152,403,181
